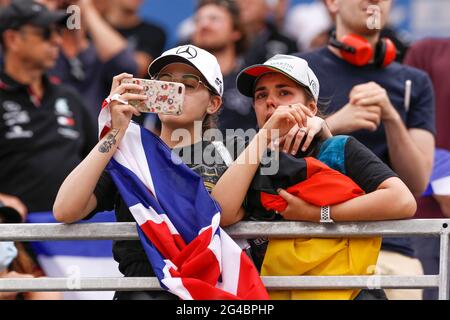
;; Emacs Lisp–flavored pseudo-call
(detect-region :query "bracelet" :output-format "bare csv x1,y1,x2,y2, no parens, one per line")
105,93,128,105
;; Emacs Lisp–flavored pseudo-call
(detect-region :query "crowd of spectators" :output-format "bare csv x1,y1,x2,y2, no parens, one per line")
0,0,448,300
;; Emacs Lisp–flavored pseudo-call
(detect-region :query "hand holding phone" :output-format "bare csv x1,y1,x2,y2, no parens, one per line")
121,78,184,115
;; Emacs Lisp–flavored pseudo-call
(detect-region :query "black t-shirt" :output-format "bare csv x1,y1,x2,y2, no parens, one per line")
116,21,166,61
0,72,97,212
48,46,137,120
246,136,397,270
218,63,258,134
90,136,245,277
116,21,164,128
244,21,299,66
298,48,436,257
298,47,435,167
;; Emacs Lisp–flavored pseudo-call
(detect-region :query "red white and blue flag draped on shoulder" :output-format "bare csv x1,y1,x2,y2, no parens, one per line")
98,101,269,300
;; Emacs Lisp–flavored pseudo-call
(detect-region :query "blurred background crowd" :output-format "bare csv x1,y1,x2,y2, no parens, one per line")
1,0,449,300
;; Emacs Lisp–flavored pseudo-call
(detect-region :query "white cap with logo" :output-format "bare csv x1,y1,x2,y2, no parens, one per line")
148,45,224,97
236,54,320,102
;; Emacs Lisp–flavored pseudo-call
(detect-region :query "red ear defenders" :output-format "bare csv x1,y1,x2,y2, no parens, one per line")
329,33,397,67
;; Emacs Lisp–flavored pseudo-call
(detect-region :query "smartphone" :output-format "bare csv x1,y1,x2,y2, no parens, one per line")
121,78,184,115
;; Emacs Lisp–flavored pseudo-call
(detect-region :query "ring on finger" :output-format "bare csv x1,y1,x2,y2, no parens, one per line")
299,127,307,133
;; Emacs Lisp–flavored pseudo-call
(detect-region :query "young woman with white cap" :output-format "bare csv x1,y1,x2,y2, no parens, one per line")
215,54,417,300
52,45,321,299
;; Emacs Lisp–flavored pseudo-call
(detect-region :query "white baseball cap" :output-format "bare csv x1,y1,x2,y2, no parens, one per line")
148,45,224,97
236,54,320,102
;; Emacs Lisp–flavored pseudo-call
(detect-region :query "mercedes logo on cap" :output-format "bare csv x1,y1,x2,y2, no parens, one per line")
176,46,198,59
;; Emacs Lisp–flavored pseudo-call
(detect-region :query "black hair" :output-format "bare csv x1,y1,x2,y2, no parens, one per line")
202,90,222,135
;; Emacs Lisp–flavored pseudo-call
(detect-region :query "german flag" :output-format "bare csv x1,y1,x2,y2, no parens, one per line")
247,149,381,300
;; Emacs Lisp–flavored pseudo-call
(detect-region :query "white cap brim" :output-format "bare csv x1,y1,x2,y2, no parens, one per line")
236,65,317,101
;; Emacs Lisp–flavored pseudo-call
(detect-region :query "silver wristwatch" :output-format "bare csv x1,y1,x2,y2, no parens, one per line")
320,206,334,223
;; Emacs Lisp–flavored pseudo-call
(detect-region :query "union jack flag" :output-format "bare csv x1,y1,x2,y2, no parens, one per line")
98,102,269,300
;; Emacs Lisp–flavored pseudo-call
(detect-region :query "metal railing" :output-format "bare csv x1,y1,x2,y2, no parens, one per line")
1,219,449,300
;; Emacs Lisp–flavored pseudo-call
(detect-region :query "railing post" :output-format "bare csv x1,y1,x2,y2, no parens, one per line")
438,223,450,300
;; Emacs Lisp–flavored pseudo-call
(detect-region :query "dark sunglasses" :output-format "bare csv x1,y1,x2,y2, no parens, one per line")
19,24,64,41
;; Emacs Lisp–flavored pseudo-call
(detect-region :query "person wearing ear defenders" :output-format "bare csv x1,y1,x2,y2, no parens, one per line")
297,0,435,300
